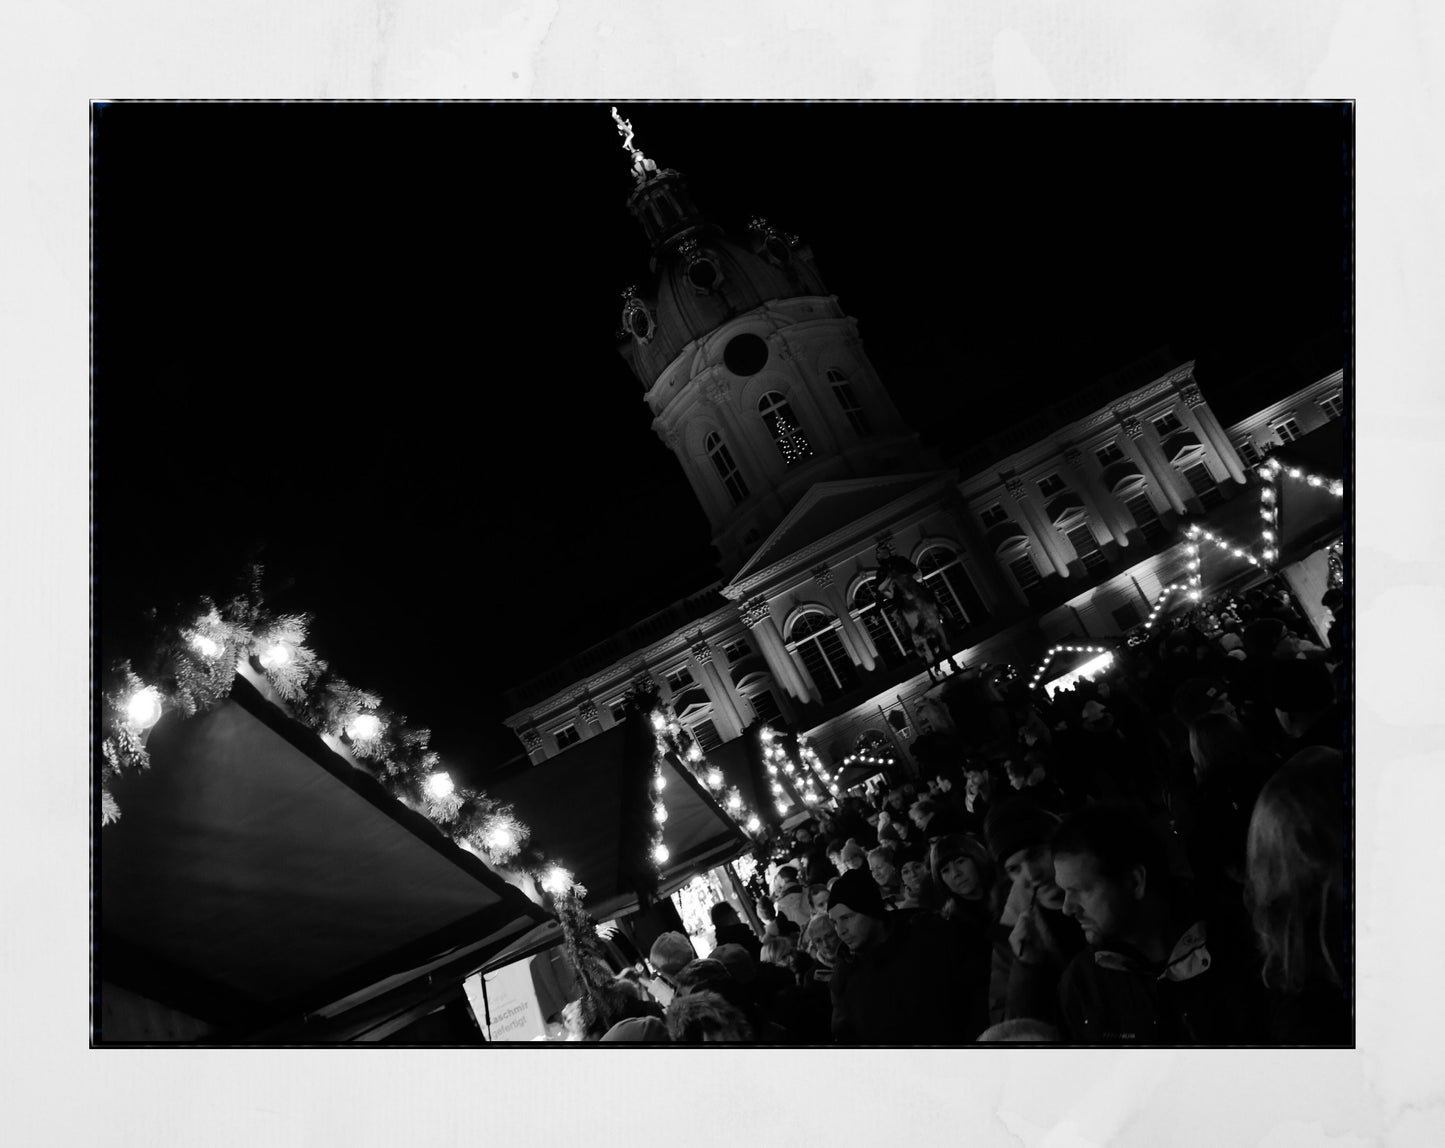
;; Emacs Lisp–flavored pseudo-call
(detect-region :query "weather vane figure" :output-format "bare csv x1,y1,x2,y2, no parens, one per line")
611,106,659,183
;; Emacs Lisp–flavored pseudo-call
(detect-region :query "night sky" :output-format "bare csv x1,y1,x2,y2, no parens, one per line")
95,101,1350,784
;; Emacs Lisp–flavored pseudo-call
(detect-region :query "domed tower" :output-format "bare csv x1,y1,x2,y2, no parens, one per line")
611,110,926,577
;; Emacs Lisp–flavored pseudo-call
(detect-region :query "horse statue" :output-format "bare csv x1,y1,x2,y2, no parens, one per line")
875,555,960,682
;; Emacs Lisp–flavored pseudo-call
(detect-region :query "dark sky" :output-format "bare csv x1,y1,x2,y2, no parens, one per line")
95,101,1350,784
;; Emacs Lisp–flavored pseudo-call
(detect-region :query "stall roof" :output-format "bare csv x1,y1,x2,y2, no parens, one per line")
100,671,553,1042
487,723,751,922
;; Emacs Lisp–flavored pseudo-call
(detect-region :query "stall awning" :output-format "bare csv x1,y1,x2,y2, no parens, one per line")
487,723,751,923
100,673,552,1042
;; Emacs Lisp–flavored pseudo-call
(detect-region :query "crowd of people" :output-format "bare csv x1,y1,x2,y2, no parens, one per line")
581,577,1350,1045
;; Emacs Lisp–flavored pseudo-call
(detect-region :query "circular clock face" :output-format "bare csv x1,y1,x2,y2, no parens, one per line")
723,332,769,377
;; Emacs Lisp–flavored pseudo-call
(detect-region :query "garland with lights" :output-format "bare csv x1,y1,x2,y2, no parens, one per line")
1027,642,1116,692
1255,455,1343,568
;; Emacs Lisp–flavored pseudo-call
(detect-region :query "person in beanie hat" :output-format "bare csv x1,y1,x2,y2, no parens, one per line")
826,867,988,1042
982,799,1083,1028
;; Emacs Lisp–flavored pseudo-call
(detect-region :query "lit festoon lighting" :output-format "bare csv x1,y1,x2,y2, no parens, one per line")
706,769,724,790
425,771,455,800
686,744,703,763
651,713,667,732
746,816,761,833
541,866,573,895
190,634,221,659
484,822,517,856
125,686,164,730
347,713,381,742
654,772,666,791
653,843,670,864
728,793,742,811
259,642,291,668
654,803,668,824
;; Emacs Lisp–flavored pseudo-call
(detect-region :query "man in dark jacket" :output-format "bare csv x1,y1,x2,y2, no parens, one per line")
710,902,762,962
826,868,988,1043
1051,802,1266,1044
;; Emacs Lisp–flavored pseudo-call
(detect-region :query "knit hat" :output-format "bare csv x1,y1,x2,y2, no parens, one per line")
1172,678,1230,725
707,943,758,986
600,1016,669,1042
930,832,991,875
984,798,1060,865
648,931,696,978
826,867,887,920
672,958,733,997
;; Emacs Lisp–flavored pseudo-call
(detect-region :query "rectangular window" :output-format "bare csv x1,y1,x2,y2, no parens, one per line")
1064,523,1109,575
748,689,782,726
691,718,724,752
980,504,1010,528
1273,418,1302,444
554,725,580,749
1037,473,1067,498
1235,438,1260,466
1095,442,1126,467
832,382,871,435
723,639,752,663
1009,553,1043,593
1319,393,1344,421
709,440,749,506
1153,411,1184,437
665,667,693,693
1123,492,1167,545
1112,603,1142,631
610,702,628,724
1182,461,1224,509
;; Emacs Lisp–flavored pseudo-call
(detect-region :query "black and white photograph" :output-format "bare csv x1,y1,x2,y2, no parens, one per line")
92,101,1352,1050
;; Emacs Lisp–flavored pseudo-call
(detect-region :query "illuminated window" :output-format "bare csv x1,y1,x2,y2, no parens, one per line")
759,392,814,467
1037,474,1067,498
705,432,749,506
787,610,858,701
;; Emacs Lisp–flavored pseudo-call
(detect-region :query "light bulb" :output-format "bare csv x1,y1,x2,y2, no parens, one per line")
484,824,516,854
747,816,761,833
425,772,454,799
541,866,573,895
686,744,702,763
653,843,670,864
654,773,666,790
706,769,724,789
191,635,220,658
651,713,667,731
776,802,788,815
124,686,163,730
348,713,381,741
260,643,291,668
728,794,743,811
654,804,668,824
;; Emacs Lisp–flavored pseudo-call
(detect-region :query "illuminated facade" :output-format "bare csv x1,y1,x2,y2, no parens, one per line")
502,128,1342,773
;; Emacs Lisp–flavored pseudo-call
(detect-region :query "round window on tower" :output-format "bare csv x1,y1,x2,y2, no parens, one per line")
723,333,769,377
687,257,719,291
623,299,655,344
765,235,792,266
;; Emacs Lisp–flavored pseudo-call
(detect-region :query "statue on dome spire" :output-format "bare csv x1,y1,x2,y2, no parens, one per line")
611,106,659,183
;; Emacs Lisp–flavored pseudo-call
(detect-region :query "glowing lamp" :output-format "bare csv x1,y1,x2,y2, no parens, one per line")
540,866,573,896
746,816,761,833
191,635,220,659
728,794,742,811
484,823,517,854
804,793,817,804
654,803,668,824
125,686,163,730
651,713,667,731
706,769,724,789
259,643,291,668
686,744,703,763
653,843,670,864
654,773,666,790
776,802,788,815
347,713,381,741
425,772,455,800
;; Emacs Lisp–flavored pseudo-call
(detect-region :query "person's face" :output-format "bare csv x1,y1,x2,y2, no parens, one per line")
828,903,883,953
869,855,898,887
1008,770,1027,791
909,809,926,828
940,855,982,900
1004,843,1063,909
900,859,928,896
797,828,812,845
810,889,829,916
1054,851,1142,946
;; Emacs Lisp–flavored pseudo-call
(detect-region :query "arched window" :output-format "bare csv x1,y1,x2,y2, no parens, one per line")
759,392,814,467
704,431,749,506
916,544,989,629
786,609,858,701
827,369,871,434
851,575,910,669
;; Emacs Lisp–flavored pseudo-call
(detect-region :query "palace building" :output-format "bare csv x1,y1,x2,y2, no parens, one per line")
501,124,1345,777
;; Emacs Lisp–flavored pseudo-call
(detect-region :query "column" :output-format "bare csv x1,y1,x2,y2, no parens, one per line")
576,698,603,738
1180,383,1247,484
741,595,816,703
1005,476,1073,577
1119,414,1188,515
688,638,746,741
1065,446,1133,549
812,562,876,672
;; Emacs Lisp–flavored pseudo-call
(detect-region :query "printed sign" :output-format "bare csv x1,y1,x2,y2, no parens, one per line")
463,958,546,1042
